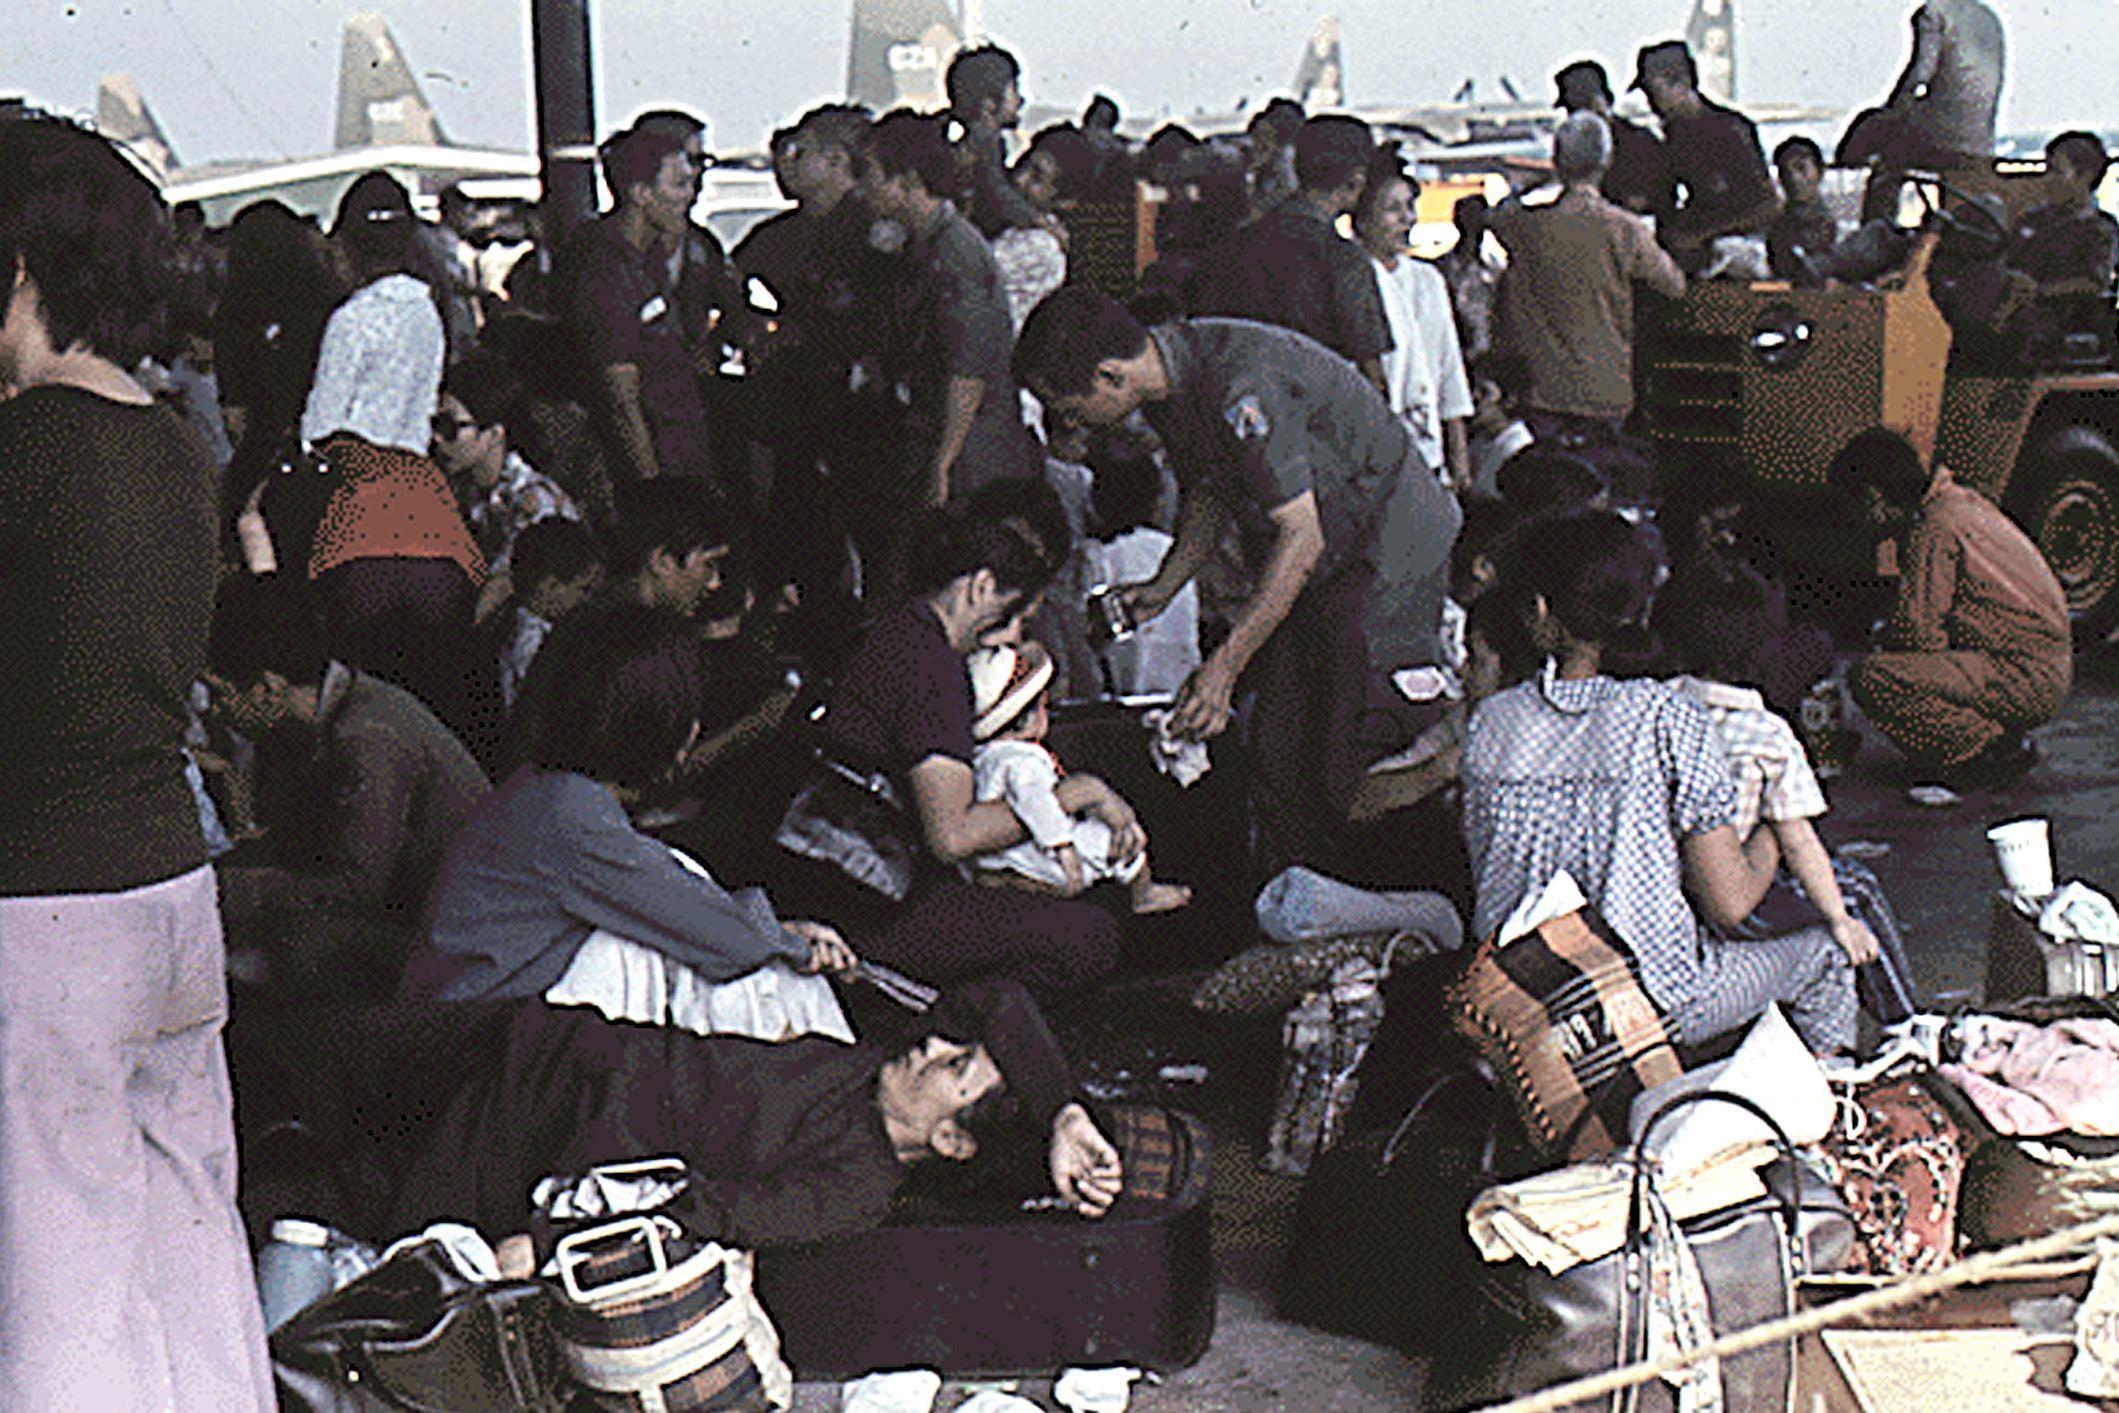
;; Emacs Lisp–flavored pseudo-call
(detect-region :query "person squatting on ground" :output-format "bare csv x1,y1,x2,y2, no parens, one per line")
1832,427,2071,788
207,574,491,1003
0,113,275,1413
965,639,1193,915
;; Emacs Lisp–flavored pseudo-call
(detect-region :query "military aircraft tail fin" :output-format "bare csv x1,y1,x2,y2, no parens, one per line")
1292,15,1345,109
1684,0,1736,103
96,72,178,178
847,0,962,113
335,13,447,149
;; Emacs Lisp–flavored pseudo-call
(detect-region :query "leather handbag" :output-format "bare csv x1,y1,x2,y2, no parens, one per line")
1448,900,1683,1161
1430,1090,1856,1413
271,1238,567,1413
1278,1061,1526,1354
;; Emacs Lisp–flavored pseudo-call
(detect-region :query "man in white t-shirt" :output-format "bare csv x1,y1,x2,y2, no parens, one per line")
1353,147,1473,486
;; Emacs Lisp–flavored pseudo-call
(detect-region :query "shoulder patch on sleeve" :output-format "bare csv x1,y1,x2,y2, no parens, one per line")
1225,394,1272,443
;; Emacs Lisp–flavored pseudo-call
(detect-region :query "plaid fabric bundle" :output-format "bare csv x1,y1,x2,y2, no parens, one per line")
1448,903,1683,1160
548,1213,791,1413
1104,1104,1211,1207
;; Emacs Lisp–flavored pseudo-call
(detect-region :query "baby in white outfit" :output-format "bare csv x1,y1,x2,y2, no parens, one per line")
966,642,1191,914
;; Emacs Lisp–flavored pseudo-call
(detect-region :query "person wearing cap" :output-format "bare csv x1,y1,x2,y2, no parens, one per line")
1631,38,1780,259
560,124,718,488
1554,58,1675,222
1197,114,1394,398
301,170,489,737
382,974,1124,1248
1488,114,1685,450
965,641,1192,913
1015,287,1463,880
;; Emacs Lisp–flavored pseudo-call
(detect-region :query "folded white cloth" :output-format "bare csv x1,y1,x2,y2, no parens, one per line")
840,1369,943,1413
1473,1007,1833,1276
2044,881,2119,945
1467,1144,1775,1275
1142,708,1210,788
532,1158,691,1226
952,1394,1043,1413
1625,1005,1836,1173
545,847,855,1044
378,1222,504,1284
1055,1366,1142,1413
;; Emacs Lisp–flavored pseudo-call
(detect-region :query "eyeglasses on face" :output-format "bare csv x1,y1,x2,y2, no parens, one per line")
431,414,479,440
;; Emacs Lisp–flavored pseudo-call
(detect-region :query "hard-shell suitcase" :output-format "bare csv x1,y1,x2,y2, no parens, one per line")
755,1104,1215,1379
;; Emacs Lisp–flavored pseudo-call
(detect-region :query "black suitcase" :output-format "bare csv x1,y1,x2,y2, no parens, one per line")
756,1104,1216,1379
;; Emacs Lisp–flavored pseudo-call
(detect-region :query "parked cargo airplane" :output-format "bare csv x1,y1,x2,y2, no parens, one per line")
95,14,540,224
847,0,1829,149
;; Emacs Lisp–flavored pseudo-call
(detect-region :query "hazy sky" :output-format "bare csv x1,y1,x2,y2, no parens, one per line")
12,0,2115,165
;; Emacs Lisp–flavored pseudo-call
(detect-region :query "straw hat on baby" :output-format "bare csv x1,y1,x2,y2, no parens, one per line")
968,640,1054,741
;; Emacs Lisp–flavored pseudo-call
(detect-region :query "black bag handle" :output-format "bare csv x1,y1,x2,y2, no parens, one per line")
1379,1058,1499,1171
1625,1089,1803,1265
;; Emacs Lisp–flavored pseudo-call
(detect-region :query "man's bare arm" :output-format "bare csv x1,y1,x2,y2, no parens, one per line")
1218,490,1324,679
597,363,662,482
1444,418,1471,488
927,376,986,506
1169,491,1325,739
1122,485,1230,623
1359,357,1389,401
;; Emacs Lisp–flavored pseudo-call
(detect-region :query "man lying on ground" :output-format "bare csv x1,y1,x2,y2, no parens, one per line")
378,977,1122,1248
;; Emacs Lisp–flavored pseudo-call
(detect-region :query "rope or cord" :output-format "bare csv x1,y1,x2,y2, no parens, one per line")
1477,1208,2119,1413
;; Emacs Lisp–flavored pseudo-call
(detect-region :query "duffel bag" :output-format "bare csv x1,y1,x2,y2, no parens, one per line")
1429,1090,1855,1413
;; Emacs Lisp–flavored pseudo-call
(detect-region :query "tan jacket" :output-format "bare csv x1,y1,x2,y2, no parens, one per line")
1889,465,2071,692
1490,186,1685,421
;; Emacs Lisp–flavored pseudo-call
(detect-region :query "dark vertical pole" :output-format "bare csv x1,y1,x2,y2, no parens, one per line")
531,0,597,243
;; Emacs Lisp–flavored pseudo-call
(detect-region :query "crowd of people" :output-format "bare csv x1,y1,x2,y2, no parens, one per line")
2,0,2112,1403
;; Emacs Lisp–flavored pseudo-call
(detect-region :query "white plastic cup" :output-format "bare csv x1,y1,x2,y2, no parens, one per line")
1987,818,2055,901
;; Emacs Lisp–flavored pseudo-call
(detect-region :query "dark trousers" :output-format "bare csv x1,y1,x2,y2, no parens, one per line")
772,854,1121,1002
1246,563,1433,884
314,556,480,740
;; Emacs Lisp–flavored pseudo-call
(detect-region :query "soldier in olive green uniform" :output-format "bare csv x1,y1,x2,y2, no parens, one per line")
1017,289,1462,876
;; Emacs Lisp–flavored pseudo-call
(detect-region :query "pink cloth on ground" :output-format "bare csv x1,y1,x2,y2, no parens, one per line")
1938,1016,2119,1136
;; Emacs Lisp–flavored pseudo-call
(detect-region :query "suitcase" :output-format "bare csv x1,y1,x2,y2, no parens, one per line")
755,1104,1215,1379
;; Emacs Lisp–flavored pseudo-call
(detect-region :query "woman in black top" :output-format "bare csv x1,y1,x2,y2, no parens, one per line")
800,481,1133,997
